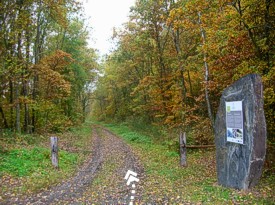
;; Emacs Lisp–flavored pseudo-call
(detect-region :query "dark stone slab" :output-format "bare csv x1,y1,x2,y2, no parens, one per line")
215,74,266,190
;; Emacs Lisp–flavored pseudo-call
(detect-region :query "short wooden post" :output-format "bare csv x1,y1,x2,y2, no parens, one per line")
50,136,58,168
180,132,187,166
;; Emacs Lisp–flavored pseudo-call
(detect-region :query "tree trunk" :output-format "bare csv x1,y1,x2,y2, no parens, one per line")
82,94,88,122
15,82,21,133
198,11,214,130
15,0,24,134
0,106,8,128
9,80,14,128
263,0,272,73
24,27,31,133
176,32,187,101
188,70,193,97
32,0,42,133
22,61,30,134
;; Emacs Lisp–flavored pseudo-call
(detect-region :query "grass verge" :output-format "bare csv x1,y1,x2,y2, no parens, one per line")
0,121,93,200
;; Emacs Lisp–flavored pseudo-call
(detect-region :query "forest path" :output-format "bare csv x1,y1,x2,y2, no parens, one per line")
3,125,145,205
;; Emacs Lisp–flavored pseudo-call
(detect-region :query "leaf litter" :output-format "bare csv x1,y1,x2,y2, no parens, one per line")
1,125,274,204
1,125,144,205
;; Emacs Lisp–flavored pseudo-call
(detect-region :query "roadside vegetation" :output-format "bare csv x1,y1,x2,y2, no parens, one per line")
0,122,93,200
0,119,274,203
90,0,275,202
0,0,274,203
100,122,275,204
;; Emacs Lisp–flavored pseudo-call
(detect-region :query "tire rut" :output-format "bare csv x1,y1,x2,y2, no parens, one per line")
2,125,144,205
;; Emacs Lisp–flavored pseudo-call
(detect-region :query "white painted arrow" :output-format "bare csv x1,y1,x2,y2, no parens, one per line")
126,175,139,185
124,170,137,180
125,170,139,186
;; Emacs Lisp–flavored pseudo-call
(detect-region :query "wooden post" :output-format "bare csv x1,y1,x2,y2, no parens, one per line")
50,136,58,168
180,132,187,166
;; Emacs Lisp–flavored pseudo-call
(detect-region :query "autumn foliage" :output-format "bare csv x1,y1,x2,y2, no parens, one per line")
0,0,98,133
92,0,274,143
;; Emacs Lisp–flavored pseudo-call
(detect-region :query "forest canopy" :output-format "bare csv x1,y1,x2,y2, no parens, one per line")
0,0,274,143
0,0,98,133
92,0,275,143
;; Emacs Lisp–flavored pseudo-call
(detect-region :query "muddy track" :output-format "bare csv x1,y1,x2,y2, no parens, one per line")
2,125,144,205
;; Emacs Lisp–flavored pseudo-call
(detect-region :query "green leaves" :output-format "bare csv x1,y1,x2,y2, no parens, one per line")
92,0,275,143
0,0,98,132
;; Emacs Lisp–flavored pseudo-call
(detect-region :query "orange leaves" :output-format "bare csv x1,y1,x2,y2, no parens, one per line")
167,8,184,30
164,115,175,125
45,0,69,28
43,50,74,72
34,50,73,99
92,0,275,142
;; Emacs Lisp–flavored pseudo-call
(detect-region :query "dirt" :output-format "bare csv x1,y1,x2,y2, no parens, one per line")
1,125,145,205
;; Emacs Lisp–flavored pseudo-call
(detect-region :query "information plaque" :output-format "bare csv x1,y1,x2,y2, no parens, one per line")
226,101,243,144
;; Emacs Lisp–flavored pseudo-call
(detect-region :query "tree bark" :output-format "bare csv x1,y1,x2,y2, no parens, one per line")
0,106,8,128
198,11,214,131
15,82,21,133
32,0,42,132
172,28,187,104
24,26,31,133
188,70,193,97
9,80,14,128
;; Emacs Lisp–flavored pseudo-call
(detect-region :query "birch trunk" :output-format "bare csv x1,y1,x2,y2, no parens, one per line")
198,11,214,130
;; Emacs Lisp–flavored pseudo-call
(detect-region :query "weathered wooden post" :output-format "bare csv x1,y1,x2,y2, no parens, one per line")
50,136,59,168
179,131,187,166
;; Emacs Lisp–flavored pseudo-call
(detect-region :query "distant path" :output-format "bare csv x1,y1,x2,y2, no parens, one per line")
3,125,144,205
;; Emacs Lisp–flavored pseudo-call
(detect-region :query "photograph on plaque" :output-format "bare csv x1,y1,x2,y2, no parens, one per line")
226,101,243,144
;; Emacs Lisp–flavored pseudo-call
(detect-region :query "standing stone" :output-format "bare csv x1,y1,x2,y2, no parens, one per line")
215,74,266,190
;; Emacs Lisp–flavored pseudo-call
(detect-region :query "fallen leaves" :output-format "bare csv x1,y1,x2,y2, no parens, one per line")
1,124,274,204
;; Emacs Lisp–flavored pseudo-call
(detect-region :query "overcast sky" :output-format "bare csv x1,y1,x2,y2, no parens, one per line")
82,0,136,56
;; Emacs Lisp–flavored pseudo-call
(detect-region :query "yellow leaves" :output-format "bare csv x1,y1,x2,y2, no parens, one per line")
167,7,199,31
164,115,175,124
264,85,275,135
18,96,34,104
92,0,275,141
167,8,183,23
44,50,74,72
155,114,165,118
45,0,69,28
141,76,155,86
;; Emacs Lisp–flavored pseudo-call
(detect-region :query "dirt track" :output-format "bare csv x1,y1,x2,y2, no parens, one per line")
2,125,144,205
